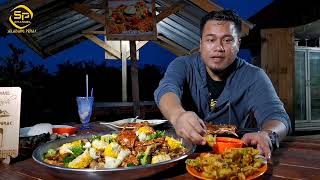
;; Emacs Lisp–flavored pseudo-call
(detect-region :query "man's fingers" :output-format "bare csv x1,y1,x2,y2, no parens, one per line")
187,118,206,136
241,134,255,145
198,119,207,131
176,128,190,141
189,131,206,145
257,143,271,159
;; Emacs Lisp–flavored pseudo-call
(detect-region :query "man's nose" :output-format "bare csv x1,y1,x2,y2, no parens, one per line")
213,41,225,52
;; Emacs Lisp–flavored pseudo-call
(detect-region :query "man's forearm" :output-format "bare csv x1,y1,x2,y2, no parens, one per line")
262,119,288,141
159,92,186,124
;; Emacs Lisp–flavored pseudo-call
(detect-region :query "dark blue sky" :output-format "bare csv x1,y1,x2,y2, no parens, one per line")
0,0,273,73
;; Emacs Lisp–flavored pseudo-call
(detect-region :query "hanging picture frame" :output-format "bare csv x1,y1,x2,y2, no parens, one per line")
106,0,157,40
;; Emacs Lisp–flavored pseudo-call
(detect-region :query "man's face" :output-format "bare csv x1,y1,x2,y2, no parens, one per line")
200,20,240,73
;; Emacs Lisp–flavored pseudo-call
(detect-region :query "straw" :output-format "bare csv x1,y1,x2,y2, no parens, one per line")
86,74,88,98
91,88,93,97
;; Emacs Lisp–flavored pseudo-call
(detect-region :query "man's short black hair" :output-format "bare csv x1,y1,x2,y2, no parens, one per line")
200,9,242,38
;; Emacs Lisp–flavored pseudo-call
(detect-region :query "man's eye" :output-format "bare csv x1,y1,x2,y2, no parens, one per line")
207,39,214,42
223,38,233,43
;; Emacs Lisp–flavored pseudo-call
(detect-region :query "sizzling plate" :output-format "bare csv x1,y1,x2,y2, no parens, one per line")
32,130,195,179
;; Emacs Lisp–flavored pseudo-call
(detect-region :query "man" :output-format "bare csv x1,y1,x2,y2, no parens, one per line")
154,9,290,159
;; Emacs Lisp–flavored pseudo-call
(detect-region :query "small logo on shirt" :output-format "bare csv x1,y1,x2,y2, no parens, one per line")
210,99,217,110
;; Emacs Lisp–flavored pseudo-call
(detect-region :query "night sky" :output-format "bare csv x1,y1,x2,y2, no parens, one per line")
0,0,273,73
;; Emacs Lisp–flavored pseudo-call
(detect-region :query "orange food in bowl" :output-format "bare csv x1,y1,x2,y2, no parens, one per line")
52,125,77,135
213,137,244,154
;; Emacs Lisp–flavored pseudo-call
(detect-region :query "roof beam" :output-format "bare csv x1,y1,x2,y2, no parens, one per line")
84,34,121,58
189,0,222,12
156,3,186,23
189,47,199,54
69,3,105,25
82,30,106,35
189,0,253,36
155,35,189,56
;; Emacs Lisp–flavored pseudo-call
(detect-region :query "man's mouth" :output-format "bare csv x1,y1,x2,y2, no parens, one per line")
210,56,224,61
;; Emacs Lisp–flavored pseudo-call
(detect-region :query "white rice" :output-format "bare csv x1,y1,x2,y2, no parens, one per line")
27,123,53,136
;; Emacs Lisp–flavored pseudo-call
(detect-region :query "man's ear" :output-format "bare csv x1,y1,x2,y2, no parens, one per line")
238,38,241,47
199,39,202,51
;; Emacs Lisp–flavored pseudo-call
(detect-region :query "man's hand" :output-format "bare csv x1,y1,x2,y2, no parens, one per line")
172,111,207,145
241,132,272,159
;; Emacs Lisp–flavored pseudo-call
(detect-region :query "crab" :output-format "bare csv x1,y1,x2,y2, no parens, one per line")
117,130,137,149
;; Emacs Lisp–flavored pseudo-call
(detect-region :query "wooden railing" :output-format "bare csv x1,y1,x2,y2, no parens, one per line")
93,101,162,121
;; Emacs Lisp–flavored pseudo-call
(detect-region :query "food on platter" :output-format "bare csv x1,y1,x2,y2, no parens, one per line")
206,123,238,137
120,121,151,129
186,147,267,180
43,123,187,169
100,119,168,129
108,1,154,34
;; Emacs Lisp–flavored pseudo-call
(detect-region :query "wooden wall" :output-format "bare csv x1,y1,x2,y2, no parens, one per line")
261,28,295,130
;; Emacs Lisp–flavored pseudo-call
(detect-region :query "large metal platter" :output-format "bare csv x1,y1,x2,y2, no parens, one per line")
32,130,195,179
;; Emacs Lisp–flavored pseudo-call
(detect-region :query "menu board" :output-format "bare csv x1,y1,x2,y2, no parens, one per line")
0,87,21,161
106,0,157,40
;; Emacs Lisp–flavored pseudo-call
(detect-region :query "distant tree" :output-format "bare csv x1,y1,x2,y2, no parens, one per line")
127,64,164,101
0,43,29,86
0,44,53,127
0,23,7,37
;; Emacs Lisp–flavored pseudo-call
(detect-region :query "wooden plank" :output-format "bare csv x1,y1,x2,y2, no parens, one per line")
0,162,37,180
105,34,156,41
69,3,105,25
280,141,320,151
189,0,253,37
261,28,294,126
155,35,189,56
87,4,105,10
123,41,148,59
189,0,222,12
130,41,141,117
189,47,199,54
83,34,121,58
121,41,128,102
104,41,147,60
156,3,186,23
83,30,105,35
273,148,320,168
272,163,320,179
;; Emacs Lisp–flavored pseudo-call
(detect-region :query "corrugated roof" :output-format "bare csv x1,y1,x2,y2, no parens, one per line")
0,0,252,58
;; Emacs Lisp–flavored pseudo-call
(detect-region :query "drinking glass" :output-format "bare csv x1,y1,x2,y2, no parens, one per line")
76,96,94,130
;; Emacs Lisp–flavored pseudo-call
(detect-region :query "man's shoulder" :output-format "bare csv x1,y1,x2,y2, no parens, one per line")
168,53,201,71
173,53,200,63
232,58,268,86
237,58,264,76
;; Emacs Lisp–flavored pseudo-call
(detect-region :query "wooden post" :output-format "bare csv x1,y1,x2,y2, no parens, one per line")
120,41,128,102
261,28,295,131
130,41,140,117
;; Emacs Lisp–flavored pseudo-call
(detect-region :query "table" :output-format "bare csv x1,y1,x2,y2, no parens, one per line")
1,122,320,179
